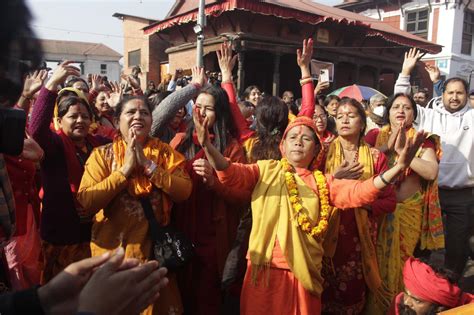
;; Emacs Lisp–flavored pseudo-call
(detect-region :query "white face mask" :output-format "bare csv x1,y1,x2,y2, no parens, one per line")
373,106,386,117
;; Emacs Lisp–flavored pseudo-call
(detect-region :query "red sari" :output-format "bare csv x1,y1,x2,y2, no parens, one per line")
171,135,247,315
321,147,396,314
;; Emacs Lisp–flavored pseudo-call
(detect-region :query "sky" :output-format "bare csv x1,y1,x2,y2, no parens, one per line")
26,0,344,56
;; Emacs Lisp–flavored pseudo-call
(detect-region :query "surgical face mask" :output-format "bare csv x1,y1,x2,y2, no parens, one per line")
373,106,386,117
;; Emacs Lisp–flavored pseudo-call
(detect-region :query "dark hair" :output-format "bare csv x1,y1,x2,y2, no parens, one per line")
324,95,340,107
114,95,153,119
384,93,418,124
414,89,429,98
336,98,367,138
241,85,261,100
249,96,289,162
180,85,237,159
65,77,90,92
241,100,255,108
57,96,93,119
148,91,172,111
442,77,469,94
0,0,43,106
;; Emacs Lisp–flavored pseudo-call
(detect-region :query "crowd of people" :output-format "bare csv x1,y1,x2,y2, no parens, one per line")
2,1,474,314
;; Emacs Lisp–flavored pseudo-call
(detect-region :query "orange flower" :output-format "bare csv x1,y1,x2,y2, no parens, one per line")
281,158,331,240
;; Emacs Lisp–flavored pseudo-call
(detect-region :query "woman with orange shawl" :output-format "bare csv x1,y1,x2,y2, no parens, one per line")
193,102,426,314
322,98,396,314
77,95,192,314
365,93,444,314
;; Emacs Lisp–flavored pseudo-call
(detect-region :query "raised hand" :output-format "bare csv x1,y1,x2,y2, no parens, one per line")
397,130,427,170
21,135,44,162
191,66,207,87
193,106,210,147
297,38,314,68
127,75,140,90
314,80,330,96
192,158,215,185
91,74,102,92
22,69,48,98
333,160,364,179
106,81,123,108
296,38,313,79
45,60,81,92
401,48,423,76
425,64,441,83
217,41,238,82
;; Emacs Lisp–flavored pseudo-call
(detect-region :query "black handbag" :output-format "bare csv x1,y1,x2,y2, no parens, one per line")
140,198,194,270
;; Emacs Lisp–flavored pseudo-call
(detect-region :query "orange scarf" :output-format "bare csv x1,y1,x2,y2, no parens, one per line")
112,136,184,198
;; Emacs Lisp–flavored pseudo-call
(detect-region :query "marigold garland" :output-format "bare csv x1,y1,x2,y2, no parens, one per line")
281,158,331,239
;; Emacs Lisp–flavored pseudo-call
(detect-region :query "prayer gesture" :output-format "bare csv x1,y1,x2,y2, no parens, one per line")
401,48,424,76
121,129,137,177
425,64,441,83
217,41,237,83
396,130,427,170
46,60,81,92
333,160,364,179
106,81,123,108
193,106,210,147
191,66,207,88
394,122,407,155
297,38,313,79
192,158,215,186
22,69,48,98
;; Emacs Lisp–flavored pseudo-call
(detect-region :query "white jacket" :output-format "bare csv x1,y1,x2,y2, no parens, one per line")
395,74,474,189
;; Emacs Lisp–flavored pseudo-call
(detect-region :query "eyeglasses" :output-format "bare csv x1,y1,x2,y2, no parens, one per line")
313,114,327,121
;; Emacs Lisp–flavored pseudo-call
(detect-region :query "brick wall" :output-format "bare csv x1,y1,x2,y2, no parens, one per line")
383,15,401,29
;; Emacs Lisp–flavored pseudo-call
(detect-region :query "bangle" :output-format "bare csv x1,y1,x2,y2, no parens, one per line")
379,171,392,186
21,94,33,100
300,75,311,80
299,78,313,86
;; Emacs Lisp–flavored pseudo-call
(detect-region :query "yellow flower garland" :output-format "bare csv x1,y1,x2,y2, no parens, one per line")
281,158,330,239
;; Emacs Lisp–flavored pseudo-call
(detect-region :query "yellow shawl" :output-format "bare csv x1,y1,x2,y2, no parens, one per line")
375,125,444,250
249,160,324,295
112,136,185,197
323,137,391,308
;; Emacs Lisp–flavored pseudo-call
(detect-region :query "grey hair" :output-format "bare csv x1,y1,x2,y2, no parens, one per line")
369,94,387,105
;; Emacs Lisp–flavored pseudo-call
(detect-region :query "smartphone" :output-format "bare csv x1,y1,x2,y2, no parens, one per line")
320,69,329,83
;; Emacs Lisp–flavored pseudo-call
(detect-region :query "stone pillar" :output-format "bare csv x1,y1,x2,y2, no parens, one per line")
237,51,245,96
272,52,281,96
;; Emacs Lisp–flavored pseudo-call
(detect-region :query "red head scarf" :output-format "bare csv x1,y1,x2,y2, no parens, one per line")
279,116,323,170
403,257,474,308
